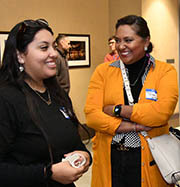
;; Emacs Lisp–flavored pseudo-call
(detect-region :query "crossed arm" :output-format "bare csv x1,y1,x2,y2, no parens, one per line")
103,105,152,133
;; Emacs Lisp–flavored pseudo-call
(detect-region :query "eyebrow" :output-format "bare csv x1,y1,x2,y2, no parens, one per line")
38,41,50,45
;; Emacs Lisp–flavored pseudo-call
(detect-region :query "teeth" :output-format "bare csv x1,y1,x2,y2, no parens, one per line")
47,62,55,65
121,52,129,55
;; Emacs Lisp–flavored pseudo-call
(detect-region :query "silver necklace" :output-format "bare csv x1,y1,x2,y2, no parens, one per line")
34,89,52,105
128,61,146,87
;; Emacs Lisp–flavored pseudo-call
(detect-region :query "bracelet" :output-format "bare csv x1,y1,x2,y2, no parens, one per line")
44,163,53,180
134,124,137,132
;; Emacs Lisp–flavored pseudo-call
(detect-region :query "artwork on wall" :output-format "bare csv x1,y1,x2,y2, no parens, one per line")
0,32,9,64
60,34,91,68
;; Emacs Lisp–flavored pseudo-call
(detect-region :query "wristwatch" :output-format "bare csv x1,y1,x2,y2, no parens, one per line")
113,104,122,117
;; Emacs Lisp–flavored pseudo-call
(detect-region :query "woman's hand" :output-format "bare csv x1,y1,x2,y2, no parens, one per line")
116,120,152,133
64,150,90,173
51,151,90,184
51,160,84,184
136,123,152,132
103,105,114,116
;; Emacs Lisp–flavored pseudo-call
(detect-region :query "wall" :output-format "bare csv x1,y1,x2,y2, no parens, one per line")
179,0,180,114
0,0,109,123
142,0,179,113
109,0,142,36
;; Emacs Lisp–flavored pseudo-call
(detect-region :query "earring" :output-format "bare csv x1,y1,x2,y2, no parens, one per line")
19,65,24,72
144,46,148,51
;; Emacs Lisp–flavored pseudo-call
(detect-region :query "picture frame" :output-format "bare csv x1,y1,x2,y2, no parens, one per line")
59,34,91,68
0,31,9,64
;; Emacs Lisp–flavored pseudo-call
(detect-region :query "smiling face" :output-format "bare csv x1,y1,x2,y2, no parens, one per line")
115,24,150,65
18,29,58,82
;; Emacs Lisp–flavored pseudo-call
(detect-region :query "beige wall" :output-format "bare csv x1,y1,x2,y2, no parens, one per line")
142,0,179,113
109,0,142,36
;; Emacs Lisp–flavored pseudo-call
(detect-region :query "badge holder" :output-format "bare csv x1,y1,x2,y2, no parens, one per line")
62,153,86,168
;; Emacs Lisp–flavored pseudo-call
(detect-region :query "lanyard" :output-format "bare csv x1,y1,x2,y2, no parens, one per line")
119,56,151,106
120,60,134,106
119,57,151,137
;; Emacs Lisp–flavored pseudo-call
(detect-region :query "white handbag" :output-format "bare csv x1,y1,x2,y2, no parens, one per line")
141,131,180,186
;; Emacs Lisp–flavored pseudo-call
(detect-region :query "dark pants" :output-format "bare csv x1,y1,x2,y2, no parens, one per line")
111,145,141,187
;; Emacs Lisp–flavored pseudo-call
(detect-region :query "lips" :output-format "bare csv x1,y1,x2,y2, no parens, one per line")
46,61,56,68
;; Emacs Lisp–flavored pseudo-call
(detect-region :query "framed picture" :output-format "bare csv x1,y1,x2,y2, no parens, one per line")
59,34,91,68
0,31,9,64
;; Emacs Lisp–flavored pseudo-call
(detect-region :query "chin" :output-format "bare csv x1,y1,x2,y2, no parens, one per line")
46,71,56,78
121,57,134,65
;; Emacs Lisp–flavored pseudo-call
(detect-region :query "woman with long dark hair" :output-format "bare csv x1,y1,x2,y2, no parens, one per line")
0,19,91,187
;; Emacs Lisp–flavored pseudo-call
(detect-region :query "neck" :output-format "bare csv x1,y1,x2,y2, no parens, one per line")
114,50,118,54
124,55,146,69
58,47,65,53
25,79,46,93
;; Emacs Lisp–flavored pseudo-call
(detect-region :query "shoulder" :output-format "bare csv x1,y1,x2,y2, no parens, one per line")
57,53,64,62
95,61,113,72
0,84,24,104
104,53,113,62
91,60,120,80
154,59,177,72
105,52,113,58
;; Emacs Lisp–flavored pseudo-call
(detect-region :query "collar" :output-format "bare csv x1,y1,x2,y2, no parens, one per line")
109,54,155,69
57,48,66,58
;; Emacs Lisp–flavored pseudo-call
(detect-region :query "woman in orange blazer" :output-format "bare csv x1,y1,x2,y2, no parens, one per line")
84,15,178,187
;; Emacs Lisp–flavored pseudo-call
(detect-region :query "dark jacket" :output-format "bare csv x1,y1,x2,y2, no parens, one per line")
56,49,70,94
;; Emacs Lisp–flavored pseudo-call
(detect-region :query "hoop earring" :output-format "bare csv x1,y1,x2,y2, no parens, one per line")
19,65,24,72
144,46,148,51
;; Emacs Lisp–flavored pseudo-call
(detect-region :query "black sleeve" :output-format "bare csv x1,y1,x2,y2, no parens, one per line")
0,97,46,186
73,124,92,166
76,141,92,166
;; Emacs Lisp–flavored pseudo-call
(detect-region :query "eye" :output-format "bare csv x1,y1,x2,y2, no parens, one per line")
124,38,133,43
40,45,48,51
115,38,121,44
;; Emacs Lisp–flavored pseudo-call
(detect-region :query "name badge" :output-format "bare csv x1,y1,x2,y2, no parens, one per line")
59,107,70,119
146,89,157,101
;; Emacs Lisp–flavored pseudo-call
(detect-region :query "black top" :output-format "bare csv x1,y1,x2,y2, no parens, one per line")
124,55,148,104
0,83,90,187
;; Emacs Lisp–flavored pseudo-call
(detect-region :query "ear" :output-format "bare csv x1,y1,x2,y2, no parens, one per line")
144,36,150,49
59,40,63,46
16,50,25,64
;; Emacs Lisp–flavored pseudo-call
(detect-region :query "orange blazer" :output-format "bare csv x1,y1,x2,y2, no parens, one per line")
84,58,178,187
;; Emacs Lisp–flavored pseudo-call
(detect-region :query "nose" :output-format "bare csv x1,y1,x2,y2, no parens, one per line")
116,41,126,50
50,47,58,59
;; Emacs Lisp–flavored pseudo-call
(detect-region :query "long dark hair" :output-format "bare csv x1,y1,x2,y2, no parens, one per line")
115,15,153,53
0,19,83,168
